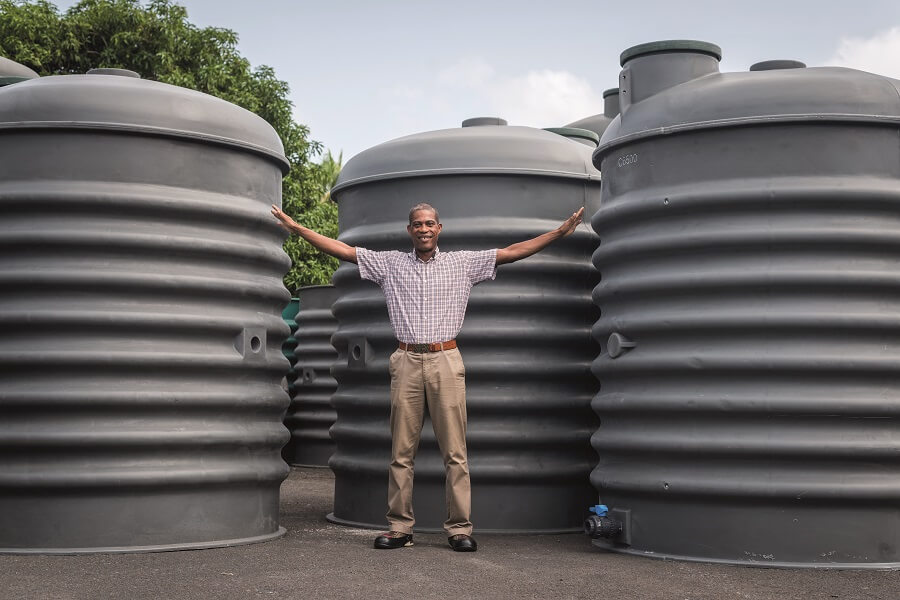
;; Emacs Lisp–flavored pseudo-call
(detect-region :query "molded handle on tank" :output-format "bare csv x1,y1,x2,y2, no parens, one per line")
607,332,636,359
234,326,267,362
347,336,372,369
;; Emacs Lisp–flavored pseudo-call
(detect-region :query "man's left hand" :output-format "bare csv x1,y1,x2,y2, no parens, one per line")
558,207,585,237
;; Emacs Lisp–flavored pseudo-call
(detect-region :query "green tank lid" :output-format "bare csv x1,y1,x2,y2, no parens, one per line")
750,60,807,71
282,297,300,322
86,67,141,78
543,126,600,147
620,40,722,66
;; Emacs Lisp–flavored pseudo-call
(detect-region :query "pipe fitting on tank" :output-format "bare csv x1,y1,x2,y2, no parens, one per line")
584,504,623,539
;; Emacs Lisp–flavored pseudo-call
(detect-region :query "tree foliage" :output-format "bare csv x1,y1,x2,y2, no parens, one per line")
318,150,343,202
0,0,339,289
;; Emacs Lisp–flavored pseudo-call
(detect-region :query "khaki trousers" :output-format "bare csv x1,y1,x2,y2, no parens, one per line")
386,347,472,536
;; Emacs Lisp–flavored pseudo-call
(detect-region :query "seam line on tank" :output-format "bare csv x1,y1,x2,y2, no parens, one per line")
594,113,900,159
0,120,290,172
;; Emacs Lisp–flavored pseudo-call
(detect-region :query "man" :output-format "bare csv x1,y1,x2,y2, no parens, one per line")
271,202,584,552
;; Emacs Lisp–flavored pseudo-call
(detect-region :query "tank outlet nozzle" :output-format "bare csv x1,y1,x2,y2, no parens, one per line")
585,505,631,543
584,514,623,539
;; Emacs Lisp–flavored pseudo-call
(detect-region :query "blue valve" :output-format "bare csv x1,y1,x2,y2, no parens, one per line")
589,504,608,516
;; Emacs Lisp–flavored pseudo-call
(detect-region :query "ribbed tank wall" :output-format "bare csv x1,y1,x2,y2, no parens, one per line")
329,175,600,533
282,298,300,404
591,122,900,567
0,128,291,551
283,285,339,466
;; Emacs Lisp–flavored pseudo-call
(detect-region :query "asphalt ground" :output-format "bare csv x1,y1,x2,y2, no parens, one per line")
2,467,899,600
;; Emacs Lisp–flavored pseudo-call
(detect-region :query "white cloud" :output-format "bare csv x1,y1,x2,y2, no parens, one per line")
368,57,604,153
436,57,495,88
485,69,603,127
404,57,605,128
378,84,425,103
828,26,900,78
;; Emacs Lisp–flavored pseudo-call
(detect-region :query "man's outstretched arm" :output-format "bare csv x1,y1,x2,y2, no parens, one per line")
271,205,358,264
495,207,585,265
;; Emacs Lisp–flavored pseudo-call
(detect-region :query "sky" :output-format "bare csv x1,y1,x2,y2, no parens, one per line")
52,0,900,161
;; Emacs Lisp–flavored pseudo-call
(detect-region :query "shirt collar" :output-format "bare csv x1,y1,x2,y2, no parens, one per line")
409,246,440,264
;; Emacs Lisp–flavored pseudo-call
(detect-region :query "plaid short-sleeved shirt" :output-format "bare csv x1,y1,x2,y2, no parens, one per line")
356,247,497,344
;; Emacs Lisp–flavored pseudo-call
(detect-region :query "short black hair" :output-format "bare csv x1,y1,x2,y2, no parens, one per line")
409,203,439,224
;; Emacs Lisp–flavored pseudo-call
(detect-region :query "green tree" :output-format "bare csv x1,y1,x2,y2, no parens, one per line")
318,150,343,202
0,0,338,288
283,149,341,290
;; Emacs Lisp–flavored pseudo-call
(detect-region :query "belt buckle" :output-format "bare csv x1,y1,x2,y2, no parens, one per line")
410,343,429,353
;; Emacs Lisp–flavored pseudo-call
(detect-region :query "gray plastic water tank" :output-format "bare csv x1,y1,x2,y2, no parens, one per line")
543,127,600,147
0,70,292,553
283,284,339,467
0,56,38,87
590,40,900,567
327,118,601,533
565,88,620,138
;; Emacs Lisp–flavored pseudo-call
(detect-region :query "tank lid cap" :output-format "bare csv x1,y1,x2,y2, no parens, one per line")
87,67,141,78
461,117,507,127
749,59,807,71
602,87,620,98
620,40,722,66
543,126,600,145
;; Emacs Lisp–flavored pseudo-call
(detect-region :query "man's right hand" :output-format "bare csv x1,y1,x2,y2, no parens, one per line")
271,204,358,264
271,205,300,234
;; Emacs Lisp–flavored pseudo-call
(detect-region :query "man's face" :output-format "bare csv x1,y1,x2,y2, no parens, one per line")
407,209,442,255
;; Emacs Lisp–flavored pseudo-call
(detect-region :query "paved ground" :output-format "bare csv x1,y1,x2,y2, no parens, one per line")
2,468,899,600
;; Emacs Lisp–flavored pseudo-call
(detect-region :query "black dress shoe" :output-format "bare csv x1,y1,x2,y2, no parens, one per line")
374,531,413,549
448,534,477,552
